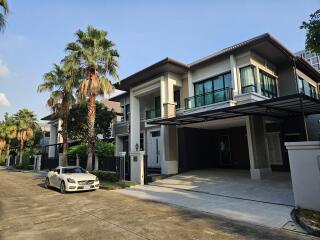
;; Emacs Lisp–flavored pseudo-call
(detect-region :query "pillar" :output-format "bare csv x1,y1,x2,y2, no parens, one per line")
130,151,145,185
230,55,239,96
129,89,140,152
94,156,99,170
255,66,262,95
246,115,272,180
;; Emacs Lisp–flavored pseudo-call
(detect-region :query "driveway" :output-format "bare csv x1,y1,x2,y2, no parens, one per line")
0,169,315,240
118,169,296,229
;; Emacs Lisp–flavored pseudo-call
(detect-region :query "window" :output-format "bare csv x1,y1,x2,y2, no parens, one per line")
259,71,278,98
174,90,181,109
125,104,130,121
140,133,144,151
297,76,317,98
193,72,232,107
240,66,256,93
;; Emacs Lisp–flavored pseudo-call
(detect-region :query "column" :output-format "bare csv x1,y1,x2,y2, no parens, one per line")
246,115,272,180
230,55,239,96
129,90,140,152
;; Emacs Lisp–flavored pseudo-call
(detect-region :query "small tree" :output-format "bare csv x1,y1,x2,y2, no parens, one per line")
300,9,320,54
68,101,115,143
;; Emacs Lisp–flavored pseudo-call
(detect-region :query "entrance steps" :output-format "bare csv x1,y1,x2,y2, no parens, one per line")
146,168,169,183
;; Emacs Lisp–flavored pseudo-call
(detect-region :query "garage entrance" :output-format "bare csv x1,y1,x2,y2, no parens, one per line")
178,117,250,173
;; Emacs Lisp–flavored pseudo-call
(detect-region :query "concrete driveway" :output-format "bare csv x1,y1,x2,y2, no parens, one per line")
0,169,315,240
118,169,296,229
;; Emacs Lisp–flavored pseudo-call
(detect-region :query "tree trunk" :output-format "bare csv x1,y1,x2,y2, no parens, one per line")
61,97,69,167
86,95,96,170
19,140,24,166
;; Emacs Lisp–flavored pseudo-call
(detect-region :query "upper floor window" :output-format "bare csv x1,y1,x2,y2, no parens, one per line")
240,66,256,93
193,72,232,107
297,76,317,98
259,71,278,98
121,104,130,122
174,90,181,109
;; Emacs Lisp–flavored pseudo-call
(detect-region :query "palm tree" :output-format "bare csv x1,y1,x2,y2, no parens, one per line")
14,109,37,165
38,60,79,166
0,113,16,157
0,0,9,32
66,26,119,170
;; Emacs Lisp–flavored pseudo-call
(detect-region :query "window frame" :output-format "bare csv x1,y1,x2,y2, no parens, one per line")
259,70,278,98
239,65,256,94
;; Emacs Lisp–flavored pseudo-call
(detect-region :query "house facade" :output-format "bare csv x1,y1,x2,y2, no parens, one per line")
111,33,320,180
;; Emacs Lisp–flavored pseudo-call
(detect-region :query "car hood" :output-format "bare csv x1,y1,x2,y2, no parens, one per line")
62,173,97,181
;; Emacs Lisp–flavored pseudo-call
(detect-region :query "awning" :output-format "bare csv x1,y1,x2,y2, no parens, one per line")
148,94,320,125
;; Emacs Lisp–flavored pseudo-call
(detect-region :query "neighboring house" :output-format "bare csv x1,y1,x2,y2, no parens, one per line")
296,50,320,71
41,100,121,158
110,33,320,180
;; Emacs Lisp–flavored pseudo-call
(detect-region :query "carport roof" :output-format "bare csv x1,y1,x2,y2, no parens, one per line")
148,94,320,125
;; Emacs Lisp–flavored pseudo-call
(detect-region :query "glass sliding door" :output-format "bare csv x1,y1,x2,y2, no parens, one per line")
204,80,213,105
194,83,204,107
213,75,225,102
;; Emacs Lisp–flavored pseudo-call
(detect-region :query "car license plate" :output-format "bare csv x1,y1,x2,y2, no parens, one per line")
83,185,90,189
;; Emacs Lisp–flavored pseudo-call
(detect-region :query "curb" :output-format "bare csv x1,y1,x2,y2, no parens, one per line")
291,209,320,237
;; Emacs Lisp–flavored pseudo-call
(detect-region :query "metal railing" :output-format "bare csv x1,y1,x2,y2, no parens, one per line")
145,109,161,120
185,88,233,110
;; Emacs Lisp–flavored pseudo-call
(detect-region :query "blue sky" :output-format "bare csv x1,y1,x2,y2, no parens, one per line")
0,0,319,122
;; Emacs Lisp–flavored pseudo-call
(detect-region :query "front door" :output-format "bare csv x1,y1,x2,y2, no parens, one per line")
148,130,162,168
219,135,232,167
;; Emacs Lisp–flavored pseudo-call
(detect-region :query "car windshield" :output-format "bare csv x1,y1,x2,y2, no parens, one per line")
61,167,86,174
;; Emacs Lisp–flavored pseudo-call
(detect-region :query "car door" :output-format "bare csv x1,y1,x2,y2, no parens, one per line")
51,168,61,188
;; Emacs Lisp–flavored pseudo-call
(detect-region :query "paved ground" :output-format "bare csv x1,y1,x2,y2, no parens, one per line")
0,169,317,240
118,169,295,229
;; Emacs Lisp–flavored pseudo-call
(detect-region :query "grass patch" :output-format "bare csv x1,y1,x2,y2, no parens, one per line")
99,180,139,190
296,208,320,230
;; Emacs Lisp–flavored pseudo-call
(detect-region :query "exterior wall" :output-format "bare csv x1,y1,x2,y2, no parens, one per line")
277,64,296,96
191,57,231,86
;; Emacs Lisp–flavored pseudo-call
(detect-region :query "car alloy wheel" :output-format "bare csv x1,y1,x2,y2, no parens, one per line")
60,181,66,193
44,178,50,189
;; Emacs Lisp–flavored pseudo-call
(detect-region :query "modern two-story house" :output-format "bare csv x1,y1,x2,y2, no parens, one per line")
111,33,320,180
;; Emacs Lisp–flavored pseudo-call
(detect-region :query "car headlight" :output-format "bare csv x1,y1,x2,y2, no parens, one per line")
67,178,76,183
95,177,99,181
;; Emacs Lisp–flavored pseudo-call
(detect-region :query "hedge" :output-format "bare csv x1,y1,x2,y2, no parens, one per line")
90,170,119,182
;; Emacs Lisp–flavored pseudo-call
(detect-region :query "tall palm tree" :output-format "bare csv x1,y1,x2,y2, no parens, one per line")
66,26,120,170
38,60,79,166
13,109,37,165
0,0,9,32
0,113,16,157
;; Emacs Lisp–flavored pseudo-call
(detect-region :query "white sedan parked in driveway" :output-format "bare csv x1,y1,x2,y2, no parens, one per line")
44,166,100,193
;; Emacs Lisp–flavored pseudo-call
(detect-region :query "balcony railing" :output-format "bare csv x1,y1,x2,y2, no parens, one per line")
185,88,233,110
145,109,161,120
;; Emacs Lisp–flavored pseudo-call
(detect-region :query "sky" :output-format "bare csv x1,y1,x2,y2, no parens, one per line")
0,0,319,122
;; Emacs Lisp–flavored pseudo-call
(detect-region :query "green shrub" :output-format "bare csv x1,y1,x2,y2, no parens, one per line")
90,170,119,182
68,141,115,159
14,164,34,170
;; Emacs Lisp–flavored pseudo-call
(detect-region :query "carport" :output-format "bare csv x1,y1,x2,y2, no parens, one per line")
150,93,320,180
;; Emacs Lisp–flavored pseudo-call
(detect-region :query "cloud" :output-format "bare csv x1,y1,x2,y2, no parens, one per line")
0,93,10,106
0,60,9,77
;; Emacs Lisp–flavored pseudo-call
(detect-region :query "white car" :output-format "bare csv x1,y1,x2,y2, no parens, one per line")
44,166,100,193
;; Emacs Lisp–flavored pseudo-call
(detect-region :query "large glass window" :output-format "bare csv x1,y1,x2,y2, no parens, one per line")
240,66,256,93
193,72,232,108
297,76,317,98
260,71,278,98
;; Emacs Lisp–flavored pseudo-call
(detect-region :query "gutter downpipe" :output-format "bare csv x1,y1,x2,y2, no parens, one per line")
293,57,309,141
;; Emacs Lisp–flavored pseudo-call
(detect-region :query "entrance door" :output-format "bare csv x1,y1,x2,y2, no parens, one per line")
219,135,232,166
148,130,161,168
266,132,283,166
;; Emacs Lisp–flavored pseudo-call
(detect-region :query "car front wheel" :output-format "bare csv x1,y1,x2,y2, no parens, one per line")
44,178,50,189
60,181,66,193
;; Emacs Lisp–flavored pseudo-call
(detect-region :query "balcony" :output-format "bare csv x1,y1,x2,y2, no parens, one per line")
185,88,233,110
145,109,161,120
